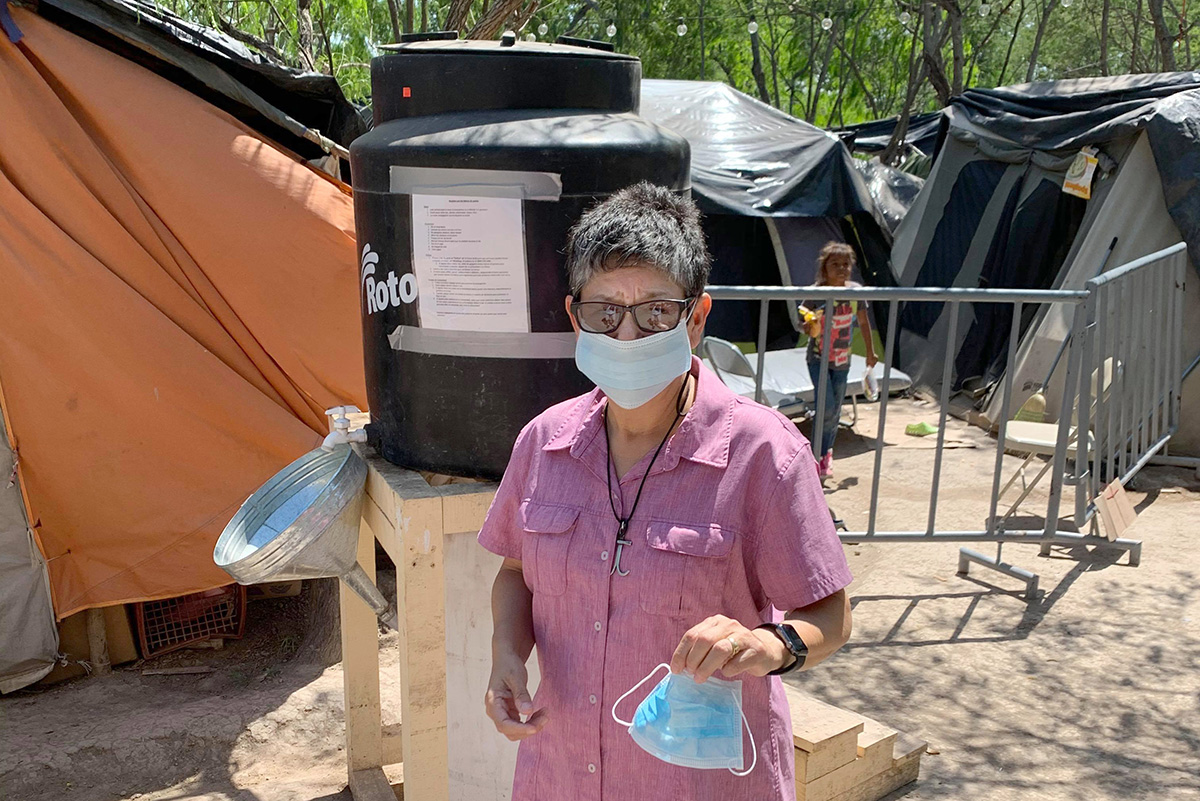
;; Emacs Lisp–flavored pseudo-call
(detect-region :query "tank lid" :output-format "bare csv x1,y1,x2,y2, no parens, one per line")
377,37,638,61
370,38,642,122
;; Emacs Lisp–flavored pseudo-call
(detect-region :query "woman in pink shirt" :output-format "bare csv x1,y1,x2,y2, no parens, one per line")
479,183,853,801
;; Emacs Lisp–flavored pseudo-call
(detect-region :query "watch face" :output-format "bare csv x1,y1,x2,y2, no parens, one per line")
781,624,807,654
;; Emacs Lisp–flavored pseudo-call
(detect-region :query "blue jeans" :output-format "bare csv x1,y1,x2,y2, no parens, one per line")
807,360,849,459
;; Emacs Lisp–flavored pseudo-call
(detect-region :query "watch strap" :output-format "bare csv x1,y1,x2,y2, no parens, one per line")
758,623,807,675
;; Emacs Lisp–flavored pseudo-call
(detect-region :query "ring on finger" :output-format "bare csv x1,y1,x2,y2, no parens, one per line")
726,635,742,657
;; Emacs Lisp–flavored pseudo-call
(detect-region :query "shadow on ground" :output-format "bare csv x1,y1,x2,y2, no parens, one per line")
0,574,395,801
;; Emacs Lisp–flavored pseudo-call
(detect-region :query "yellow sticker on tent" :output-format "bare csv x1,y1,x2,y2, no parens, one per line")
1063,147,1099,199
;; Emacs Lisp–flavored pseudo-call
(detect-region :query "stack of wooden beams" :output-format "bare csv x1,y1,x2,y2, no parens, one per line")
785,684,926,801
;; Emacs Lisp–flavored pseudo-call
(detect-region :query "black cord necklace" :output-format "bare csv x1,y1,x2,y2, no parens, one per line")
603,375,692,577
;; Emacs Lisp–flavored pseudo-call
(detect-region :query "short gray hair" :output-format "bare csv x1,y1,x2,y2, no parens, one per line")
565,182,711,298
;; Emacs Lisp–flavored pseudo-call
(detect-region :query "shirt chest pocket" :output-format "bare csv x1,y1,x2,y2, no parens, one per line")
519,501,581,597
638,521,736,618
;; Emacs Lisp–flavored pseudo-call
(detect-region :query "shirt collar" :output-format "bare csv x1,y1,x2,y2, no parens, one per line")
542,356,734,472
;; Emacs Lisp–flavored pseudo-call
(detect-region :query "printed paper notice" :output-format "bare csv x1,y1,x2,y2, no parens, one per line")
411,194,530,332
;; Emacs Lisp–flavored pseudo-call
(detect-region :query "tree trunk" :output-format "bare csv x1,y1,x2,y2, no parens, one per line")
998,0,1024,85
466,0,528,39
713,52,743,94
749,28,772,104
318,0,336,73
763,13,782,108
949,0,965,94
562,0,599,35
827,47,850,127
881,20,925,165
384,0,402,41
922,2,952,106
808,24,836,120
834,36,881,117
1100,0,1111,74
446,0,474,33
1131,0,1144,72
1025,0,1054,82
297,0,316,71
510,0,539,34
1148,0,1178,70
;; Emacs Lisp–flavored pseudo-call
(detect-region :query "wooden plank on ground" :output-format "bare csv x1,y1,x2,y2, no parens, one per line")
86,607,111,675
141,666,215,676
349,766,397,801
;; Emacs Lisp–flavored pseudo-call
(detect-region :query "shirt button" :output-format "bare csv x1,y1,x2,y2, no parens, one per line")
593,621,602,631
600,550,609,561
588,763,597,774
589,694,597,704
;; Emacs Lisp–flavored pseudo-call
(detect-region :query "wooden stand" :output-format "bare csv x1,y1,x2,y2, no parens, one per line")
343,453,520,801
342,449,920,801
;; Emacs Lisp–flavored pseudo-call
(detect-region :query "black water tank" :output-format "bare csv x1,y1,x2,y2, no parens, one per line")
351,38,690,480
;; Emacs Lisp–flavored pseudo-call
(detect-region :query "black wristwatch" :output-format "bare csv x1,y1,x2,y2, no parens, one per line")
757,623,808,675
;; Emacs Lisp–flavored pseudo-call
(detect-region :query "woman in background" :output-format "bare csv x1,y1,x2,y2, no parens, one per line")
803,242,877,478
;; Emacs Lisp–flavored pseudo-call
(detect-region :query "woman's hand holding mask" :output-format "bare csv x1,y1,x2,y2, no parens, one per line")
669,614,790,683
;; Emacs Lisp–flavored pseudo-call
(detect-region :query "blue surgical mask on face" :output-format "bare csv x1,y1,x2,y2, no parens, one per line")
574,323,693,410
611,663,757,775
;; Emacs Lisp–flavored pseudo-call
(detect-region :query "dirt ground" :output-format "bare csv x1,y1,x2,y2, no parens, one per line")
2,399,1198,801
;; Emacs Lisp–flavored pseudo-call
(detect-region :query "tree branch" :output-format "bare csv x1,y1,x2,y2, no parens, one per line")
215,14,287,62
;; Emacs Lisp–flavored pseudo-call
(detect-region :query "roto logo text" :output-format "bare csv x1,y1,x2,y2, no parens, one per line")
361,244,417,314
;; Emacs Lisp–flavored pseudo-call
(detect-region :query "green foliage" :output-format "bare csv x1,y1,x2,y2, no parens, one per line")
167,0,1200,123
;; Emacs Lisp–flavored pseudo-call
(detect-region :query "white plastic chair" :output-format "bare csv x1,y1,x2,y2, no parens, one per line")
700,337,808,419
995,358,1119,524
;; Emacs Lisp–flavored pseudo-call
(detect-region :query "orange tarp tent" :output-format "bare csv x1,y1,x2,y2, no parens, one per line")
0,8,366,619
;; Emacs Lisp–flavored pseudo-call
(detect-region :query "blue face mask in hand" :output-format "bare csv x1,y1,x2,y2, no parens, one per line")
611,663,757,775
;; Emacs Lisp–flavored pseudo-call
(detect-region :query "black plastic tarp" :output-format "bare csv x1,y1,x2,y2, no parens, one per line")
952,73,1200,151
640,79,897,347
837,111,943,157
950,73,1200,275
23,0,366,159
853,159,924,234
640,79,886,224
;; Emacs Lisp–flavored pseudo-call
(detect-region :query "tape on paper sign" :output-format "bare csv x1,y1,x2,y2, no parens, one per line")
390,166,563,201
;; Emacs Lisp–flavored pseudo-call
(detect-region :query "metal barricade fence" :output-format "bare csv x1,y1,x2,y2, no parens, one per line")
1072,243,1189,524
704,243,1188,599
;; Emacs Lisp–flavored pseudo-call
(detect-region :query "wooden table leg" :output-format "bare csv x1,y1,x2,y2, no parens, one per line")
341,519,383,779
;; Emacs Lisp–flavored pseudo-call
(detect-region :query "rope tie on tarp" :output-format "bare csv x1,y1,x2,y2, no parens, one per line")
1,0,23,43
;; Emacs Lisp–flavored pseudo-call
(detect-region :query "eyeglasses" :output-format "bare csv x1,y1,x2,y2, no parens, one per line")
569,297,698,335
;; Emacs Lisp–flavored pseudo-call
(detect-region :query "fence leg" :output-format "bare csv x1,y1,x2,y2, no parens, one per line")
958,548,1040,600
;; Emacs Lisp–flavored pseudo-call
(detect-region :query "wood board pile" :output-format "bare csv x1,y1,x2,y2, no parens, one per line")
785,684,926,801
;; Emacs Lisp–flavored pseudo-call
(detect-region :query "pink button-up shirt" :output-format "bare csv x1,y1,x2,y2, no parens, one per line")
478,356,852,801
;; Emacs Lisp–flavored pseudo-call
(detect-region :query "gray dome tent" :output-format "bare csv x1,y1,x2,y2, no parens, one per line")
640,80,894,349
890,73,1200,455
